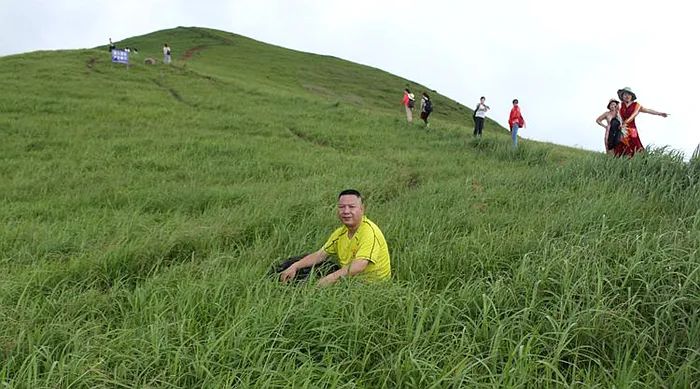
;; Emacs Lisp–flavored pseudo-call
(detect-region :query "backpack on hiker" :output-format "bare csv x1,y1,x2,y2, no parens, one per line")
424,99,433,113
407,93,415,109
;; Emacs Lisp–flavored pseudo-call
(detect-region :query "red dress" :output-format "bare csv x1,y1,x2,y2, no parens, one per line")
614,102,644,156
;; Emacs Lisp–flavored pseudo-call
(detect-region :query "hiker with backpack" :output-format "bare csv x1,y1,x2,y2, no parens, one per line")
163,43,172,64
420,92,433,127
402,88,415,123
473,96,490,137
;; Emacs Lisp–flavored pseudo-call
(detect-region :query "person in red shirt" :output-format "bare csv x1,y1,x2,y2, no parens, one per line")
401,88,415,123
508,99,525,148
613,87,669,157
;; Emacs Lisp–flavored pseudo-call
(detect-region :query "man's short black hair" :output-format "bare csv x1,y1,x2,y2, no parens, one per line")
338,189,362,200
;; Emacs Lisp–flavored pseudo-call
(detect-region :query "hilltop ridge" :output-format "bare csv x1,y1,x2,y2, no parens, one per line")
98,27,479,124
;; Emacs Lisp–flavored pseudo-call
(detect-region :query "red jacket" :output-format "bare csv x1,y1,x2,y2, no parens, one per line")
402,92,414,107
508,105,525,128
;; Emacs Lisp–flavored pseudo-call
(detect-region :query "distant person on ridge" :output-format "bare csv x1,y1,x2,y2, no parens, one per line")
508,99,525,148
473,96,490,137
613,87,669,157
595,98,623,155
163,43,172,64
276,189,391,286
420,92,433,127
109,38,116,52
402,88,415,123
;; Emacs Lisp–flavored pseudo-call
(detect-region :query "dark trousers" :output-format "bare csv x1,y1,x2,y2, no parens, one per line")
473,117,485,136
271,253,340,281
420,111,431,124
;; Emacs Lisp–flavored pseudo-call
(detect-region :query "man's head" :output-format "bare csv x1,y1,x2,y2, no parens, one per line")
480,96,486,103
337,189,364,230
513,99,519,105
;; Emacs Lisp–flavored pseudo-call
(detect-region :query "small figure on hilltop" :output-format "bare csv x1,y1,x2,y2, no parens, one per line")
402,88,415,123
108,38,116,52
613,87,669,157
473,96,490,138
508,99,526,148
596,99,623,155
163,43,172,64
276,189,391,286
420,92,433,127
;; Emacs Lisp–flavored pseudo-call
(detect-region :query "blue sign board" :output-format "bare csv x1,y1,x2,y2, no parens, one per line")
111,49,129,65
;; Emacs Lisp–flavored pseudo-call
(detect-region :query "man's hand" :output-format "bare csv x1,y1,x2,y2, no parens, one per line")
279,265,298,283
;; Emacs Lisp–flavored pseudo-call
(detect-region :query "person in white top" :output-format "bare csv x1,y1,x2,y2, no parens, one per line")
419,92,433,128
473,96,490,137
163,43,171,64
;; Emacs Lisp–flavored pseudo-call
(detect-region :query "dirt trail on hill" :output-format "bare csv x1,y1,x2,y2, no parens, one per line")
181,46,205,61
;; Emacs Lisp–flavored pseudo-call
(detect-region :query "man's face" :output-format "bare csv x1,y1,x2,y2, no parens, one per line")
337,194,364,229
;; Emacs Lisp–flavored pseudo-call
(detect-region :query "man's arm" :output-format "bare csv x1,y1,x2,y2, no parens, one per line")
280,249,328,282
316,259,369,287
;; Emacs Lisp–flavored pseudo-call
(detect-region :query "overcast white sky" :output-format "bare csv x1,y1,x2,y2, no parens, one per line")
2,0,698,158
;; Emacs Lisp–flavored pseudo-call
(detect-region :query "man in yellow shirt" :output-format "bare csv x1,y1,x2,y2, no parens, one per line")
279,189,391,286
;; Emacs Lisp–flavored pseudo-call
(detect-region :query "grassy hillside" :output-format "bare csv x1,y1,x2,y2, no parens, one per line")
0,27,698,387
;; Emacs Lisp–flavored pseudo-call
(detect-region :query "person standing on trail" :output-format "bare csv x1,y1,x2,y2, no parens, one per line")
419,92,433,127
163,43,171,64
276,189,391,286
508,99,525,148
402,88,415,123
473,96,490,137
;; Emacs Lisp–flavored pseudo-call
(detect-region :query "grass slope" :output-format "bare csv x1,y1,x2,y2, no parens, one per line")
0,27,698,387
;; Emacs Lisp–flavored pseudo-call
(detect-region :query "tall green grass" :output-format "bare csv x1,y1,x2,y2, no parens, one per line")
0,27,697,387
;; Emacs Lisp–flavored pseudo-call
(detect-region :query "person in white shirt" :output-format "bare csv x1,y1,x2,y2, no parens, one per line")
419,92,433,127
473,96,490,137
163,43,171,64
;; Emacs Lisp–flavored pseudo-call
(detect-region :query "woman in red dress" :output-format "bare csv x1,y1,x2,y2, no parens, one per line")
614,87,669,157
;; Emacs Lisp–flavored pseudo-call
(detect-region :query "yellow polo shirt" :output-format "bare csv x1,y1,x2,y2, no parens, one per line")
322,216,391,281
